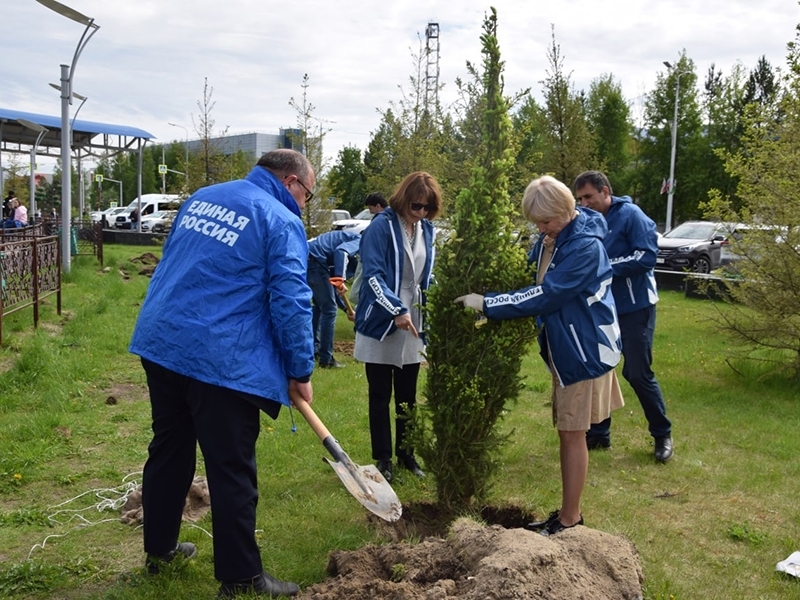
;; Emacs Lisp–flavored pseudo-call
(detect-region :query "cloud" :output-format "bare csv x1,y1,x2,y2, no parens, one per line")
1,0,797,172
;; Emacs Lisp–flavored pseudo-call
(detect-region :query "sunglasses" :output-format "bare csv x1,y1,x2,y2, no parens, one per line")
410,202,432,213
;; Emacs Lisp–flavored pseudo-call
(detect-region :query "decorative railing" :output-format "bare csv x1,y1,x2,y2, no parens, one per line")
0,235,62,344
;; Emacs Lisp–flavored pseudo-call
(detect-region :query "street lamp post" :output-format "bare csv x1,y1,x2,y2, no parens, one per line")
167,122,190,188
16,119,49,224
36,0,99,274
49,84,88,144
663,61,690,233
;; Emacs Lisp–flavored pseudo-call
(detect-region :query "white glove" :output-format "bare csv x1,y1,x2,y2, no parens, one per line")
454,293,485,312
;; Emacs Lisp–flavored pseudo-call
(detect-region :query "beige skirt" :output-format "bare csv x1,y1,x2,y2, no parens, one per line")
550,368,624,432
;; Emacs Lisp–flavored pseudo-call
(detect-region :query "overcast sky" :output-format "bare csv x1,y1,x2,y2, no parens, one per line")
1,0,798,174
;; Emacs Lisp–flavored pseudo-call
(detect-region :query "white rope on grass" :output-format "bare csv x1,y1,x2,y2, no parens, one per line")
27,472,143,559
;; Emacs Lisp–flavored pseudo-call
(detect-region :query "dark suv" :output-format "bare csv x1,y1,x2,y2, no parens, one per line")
656,221,740,274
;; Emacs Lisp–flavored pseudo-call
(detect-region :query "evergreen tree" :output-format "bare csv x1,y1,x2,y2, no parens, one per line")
328,145,367,215
412,8,538,514
636,54,702,226
585,74,633,191
701,23,800,377
538,26,593,184
510,94,547,200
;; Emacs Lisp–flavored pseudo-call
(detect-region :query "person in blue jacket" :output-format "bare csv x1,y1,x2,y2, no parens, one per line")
129,149,315,598
354,172,440,483
307,229,361,368
456,175,624,536
574,171,673,462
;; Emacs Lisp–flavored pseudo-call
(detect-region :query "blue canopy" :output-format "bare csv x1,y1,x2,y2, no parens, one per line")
0,107,154,157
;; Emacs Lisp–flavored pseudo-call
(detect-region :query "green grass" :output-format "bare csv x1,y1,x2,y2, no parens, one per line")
1,246,800,598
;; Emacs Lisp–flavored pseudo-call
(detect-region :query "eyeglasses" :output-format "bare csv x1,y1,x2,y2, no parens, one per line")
295,178,314,202
410,202,432,213
285,175,314,202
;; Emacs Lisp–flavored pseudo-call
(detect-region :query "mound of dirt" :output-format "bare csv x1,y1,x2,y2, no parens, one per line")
298,517,643,600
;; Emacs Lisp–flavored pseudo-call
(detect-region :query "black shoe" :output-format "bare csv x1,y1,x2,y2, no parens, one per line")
525,510,560,531
218,571,300,598
399,456,426,478
586,436,611,450
376,460,393,483
318,359,345,369
146,542,198,574
540,513,584,537
654,436,673,462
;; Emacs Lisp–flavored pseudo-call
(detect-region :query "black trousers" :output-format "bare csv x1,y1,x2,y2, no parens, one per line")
141,359,264,582
365,362,420,462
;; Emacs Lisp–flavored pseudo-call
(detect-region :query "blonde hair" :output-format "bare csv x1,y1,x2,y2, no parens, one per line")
521,176,575,223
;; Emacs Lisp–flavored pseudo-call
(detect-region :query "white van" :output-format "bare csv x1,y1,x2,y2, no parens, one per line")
115,194,182,229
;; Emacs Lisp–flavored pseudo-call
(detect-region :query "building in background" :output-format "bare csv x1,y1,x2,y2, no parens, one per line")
185,129,303,162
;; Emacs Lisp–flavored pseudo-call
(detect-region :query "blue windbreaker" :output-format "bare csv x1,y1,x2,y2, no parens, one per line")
600,195,659,316
308,230,361,279
129,166,315,408
354,208,435,341
483,207,622,387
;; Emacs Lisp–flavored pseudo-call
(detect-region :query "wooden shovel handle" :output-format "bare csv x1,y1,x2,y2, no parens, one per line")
337,287,355,320
290,389,331,442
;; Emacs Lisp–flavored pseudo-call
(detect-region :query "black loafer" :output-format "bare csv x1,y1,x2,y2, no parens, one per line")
399,457,426,478
318,360,345,369
540,514,584,536
146,541,198,574
525,510,560,531
654,436,673,462
218,571,300,598
376,460,393,483
586,436,611,450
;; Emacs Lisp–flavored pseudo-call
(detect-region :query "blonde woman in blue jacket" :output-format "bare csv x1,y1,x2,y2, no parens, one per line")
456,175,624,536
354,172,440,483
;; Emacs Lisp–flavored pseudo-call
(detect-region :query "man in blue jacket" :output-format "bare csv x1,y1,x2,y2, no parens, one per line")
574,171,673,462
130,149,315,597
307,229,360,368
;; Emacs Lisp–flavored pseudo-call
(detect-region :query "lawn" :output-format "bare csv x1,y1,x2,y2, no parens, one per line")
0,244,799,599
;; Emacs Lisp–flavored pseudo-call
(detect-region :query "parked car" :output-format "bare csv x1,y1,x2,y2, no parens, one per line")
115,194,182,229
152,211,177,233
332,208,373,234
307,208,351,237
90,206,127,228
140,210,178,232
656,221,741,274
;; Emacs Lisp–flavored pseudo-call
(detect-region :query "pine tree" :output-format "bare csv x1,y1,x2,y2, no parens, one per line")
412,8,538,514
701,23,800,378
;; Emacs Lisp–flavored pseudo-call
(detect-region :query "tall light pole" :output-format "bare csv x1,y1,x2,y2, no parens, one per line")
167,122,190,188
36,0,99,274
16,119,49,224
49,84,88,143
663,61,690,233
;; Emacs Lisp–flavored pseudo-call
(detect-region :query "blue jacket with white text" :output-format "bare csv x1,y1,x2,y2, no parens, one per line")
354,208,435,341
129,166,315,409
598,195,659,316
483,207,622,387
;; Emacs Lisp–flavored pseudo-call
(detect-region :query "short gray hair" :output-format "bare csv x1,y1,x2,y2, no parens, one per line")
256,149,312,182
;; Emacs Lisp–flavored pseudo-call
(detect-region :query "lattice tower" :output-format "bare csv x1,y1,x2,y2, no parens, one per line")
424,22,440,114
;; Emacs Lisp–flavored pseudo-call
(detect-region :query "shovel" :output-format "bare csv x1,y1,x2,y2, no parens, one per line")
291,392,403,522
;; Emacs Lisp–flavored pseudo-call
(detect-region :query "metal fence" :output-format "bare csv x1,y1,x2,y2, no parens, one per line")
0,235,62,344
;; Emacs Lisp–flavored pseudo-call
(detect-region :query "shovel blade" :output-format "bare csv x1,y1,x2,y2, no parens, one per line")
324,458,403,522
